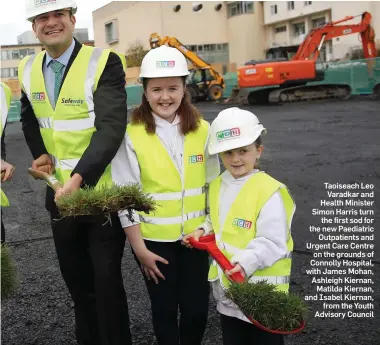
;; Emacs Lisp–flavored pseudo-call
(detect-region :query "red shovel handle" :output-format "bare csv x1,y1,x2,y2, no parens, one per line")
189,235,245,283
189,234,306,335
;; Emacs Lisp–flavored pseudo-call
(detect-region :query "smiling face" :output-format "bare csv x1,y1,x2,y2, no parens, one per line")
144,77,185,123
32,9,75,56
220,143,263,179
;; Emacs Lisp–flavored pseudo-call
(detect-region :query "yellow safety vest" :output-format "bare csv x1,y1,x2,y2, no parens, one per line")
208,172,295,293
114,51,127,72
127,120,209,241
1,82,12,207
18,45,114,187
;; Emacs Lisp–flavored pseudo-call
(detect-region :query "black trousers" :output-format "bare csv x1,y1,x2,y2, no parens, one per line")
134,240,210,345
220,314,285,345
50,212,132,345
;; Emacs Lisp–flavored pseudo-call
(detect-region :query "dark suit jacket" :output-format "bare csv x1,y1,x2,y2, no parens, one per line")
20,38,128,213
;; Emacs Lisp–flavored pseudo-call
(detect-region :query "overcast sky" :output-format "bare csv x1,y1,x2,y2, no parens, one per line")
0,0,113,45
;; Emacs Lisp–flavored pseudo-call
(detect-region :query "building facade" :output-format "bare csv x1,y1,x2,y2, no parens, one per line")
93,0,379,73
92,1,265,69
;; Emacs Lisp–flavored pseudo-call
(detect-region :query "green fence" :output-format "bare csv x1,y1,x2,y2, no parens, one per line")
6,57,380,123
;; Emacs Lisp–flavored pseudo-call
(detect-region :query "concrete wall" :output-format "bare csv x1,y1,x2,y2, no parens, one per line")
227,2,265,66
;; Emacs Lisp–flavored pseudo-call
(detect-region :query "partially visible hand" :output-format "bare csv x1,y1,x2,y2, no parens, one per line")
32,154,54,175
182,229,205,248
225,264,246,280
136,249,169,284
1,160,15,183
54,174,82,202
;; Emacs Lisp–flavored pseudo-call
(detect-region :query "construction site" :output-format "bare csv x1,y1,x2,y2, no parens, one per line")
1,1,380,344
2,96,379,345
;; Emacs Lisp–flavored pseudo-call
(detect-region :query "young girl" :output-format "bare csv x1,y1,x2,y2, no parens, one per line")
112,45,220,345
183,107,296,345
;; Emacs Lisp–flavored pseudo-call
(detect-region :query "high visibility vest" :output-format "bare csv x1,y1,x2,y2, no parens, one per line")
208,172,296,293
127,120,209,241
18,46,114,187
1,82,12,207
114,51,127,72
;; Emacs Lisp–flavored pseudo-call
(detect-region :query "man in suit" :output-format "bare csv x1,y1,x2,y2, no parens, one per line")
19,1,132,344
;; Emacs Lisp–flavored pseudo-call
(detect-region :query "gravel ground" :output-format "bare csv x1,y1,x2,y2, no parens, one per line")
2,97,379,345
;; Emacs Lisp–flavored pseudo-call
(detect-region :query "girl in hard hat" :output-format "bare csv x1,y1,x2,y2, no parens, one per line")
183,107,295,345
112,45,220,345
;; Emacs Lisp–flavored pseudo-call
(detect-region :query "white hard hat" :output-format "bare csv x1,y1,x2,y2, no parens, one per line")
25,0,77,22
208,107,267,155
138,45,189,82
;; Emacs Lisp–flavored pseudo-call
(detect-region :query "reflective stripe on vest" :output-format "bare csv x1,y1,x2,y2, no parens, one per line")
127,120,209,241
0,82,12,207
18,46,112,186
208,172,296,293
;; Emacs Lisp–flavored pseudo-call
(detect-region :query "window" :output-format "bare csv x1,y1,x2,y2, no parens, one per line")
270,5,277,15
1,68,18,78
287,1,294,10
293,22,306,36
227,1,254,18
105,20,118,44
187,43,228,53
1,50,9,60
12,51,20,59
0,48,36,61
304,1,312,6
275,26,287,34
312,17,326,28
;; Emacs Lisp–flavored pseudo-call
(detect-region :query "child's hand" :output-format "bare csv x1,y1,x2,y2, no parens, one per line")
226,264,246,280
136,249,169,284
182,229,205,248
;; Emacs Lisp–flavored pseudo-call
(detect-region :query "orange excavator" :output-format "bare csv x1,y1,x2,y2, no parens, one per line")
232,11,377,104
149,33,225,102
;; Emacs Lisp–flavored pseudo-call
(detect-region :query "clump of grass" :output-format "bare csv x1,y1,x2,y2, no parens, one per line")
225,281,308,332
1,244,17,300
55,183,157,222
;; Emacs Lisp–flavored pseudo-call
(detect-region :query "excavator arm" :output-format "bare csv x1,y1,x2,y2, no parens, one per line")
293,11,376,61
150,33,212,69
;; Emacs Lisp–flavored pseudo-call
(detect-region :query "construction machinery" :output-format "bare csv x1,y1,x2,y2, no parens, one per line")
149,33,225,102
230,11,377,104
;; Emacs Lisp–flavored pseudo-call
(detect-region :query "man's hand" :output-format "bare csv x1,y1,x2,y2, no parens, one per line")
1,160,15,183
32,154,54,175
226,264,246,280
182,229,205,248
135,249,169,284
54,173,83,202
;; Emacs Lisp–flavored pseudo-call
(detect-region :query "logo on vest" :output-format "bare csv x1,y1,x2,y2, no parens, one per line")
32,92,46,101
188,154,204,163
35,0,57,7
216,128,241,141
233,218,252,229
156,61,175,68
61,98,84,106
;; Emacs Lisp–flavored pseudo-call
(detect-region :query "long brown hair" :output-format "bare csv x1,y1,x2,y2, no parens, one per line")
130,77,202,135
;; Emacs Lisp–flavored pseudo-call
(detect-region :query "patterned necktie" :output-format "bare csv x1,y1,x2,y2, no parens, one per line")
50,60,65,105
